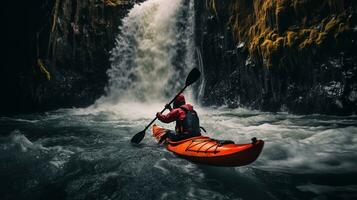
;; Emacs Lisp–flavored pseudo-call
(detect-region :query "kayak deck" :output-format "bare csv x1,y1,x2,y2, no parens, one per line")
152,124,264,167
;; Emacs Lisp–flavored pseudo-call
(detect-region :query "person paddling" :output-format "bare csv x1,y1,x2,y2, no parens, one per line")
156,94,201,143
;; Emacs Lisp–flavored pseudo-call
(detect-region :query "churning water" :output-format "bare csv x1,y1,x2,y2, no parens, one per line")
1,108,357,199
1,0,357,200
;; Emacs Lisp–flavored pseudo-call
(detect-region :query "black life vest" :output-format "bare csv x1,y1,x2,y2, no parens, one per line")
176,106,201,135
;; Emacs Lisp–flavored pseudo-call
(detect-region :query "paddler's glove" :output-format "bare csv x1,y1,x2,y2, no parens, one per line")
165,104,172,111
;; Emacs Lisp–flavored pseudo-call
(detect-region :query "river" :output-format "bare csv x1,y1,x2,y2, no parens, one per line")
1,106,357,199
1,0,357,199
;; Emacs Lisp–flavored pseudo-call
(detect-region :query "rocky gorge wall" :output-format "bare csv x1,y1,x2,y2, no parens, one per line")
195,0,357,115
2,0,357,116
1,0,140,115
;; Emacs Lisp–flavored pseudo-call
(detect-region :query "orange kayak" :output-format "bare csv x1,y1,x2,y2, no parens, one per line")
152,124,264,167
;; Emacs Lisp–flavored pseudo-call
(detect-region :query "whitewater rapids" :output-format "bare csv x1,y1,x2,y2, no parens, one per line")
1,0,357,199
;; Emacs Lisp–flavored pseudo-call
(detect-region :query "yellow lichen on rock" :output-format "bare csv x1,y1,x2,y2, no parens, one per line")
259,34,284,67
37,59,51,81
104,0,126,7
324,17,340,33
206,0,218,16
214,0,352,68
299,29,319,50
248,30,268,54
285,31,298,47
316,32,327,46
260,39,274,56
275,0,286,16
274,37,284,50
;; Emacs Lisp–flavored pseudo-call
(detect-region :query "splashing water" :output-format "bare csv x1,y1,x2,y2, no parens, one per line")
98,0,195,106
2,108,357,199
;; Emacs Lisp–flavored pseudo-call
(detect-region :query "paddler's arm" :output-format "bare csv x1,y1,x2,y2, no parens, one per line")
156,109,179,123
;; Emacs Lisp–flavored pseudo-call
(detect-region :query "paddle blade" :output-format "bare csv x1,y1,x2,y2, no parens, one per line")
185,68,201,86
131,130,146,144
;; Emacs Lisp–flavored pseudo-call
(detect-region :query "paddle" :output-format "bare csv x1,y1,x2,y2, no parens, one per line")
130,68,201,144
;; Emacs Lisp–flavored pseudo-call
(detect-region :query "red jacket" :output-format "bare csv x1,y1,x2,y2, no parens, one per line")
157,104,193,131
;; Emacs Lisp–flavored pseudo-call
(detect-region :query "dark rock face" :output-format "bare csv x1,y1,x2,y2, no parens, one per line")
1,0,141,115
195,0,357,115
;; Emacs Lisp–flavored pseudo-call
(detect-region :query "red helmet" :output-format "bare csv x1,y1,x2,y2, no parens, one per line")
174,94,186,108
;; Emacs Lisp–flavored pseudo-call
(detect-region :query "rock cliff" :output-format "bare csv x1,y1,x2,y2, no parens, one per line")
2,0,140,115
195,0,357,115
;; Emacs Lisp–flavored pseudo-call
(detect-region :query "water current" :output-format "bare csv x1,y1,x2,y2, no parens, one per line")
1,107,357,199
1,0,357,199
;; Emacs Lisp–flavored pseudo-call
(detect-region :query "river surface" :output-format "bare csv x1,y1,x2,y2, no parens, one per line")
1,105,357,200
2,0,357,199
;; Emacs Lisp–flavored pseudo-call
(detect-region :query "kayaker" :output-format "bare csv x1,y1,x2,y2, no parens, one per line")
156,94,201,142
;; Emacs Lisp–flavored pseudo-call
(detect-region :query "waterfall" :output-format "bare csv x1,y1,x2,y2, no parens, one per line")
98,0,196,106
196,47,205,103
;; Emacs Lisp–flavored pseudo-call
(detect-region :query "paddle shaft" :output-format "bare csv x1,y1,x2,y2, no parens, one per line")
142,85,188,132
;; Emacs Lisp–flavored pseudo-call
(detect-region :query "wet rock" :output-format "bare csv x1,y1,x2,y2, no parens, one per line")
195,0,357,115
1,0,143,115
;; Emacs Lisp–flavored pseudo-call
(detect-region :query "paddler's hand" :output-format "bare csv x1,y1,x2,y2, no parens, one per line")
156,112,161,118
165,104,172,111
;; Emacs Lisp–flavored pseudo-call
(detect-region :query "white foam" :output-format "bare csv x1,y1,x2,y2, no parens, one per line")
99,0,194,105
9,130,47,152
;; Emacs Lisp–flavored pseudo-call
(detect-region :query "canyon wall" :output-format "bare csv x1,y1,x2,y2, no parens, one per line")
2,0,357,115
196,0,357,115
1,0,140,115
